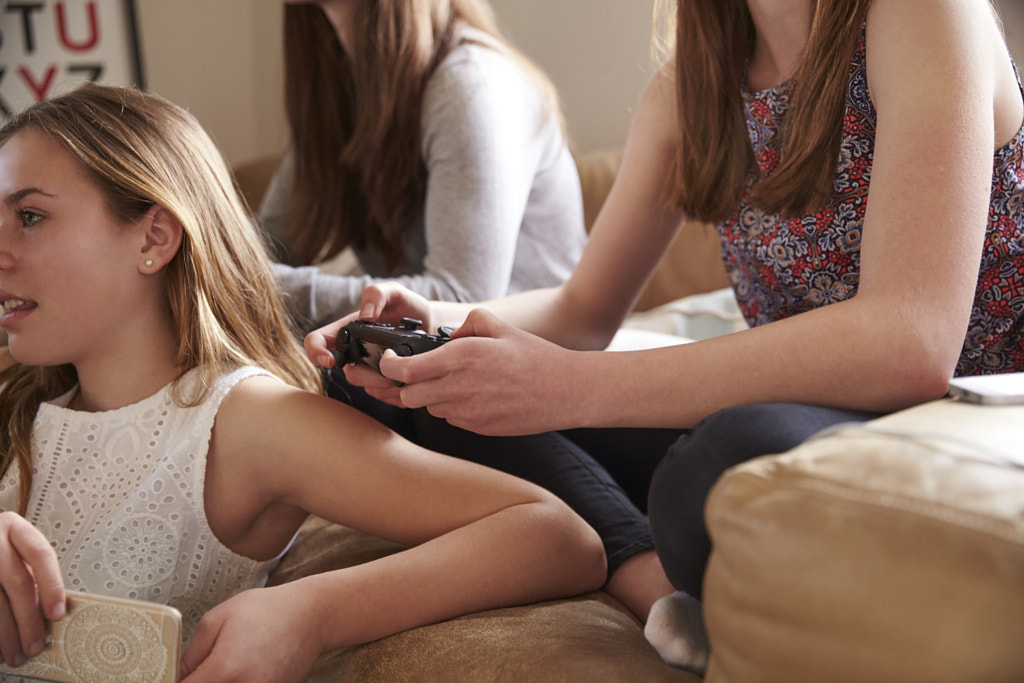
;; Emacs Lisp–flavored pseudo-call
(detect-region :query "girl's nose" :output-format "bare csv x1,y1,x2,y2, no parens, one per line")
0,218,16,269
0,236,15,270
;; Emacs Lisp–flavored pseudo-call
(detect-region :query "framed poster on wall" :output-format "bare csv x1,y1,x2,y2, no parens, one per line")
0,0,144,121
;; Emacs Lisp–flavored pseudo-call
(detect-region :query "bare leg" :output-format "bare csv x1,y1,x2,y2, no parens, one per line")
603,549,675,622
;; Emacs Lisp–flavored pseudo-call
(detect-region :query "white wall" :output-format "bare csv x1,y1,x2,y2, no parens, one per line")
135,0,286,167
135,0,656,168
998,0,1024,59
488,0,658,152
134,0,1024,168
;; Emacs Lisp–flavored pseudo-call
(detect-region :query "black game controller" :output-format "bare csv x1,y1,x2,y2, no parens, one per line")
334,318,452,381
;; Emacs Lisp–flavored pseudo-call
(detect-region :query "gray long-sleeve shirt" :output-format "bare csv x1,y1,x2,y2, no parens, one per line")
263,33,587,329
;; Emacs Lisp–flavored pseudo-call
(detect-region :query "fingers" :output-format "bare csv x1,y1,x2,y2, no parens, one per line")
0,589,25,668
385,345,474,410
342,363,406,406
0,513,64,667
358,284,390,321
304,307,373,370
350,308,514,413
304,318,347,369
179,615,219,681
13,537,66,624
377,310,500,389
359,283,432,328
379,347,450,391
306,283,431,370
383,309,508,387
450,308,509,340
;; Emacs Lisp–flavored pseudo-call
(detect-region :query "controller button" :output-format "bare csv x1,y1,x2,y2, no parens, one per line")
438,326,454,338
400,317,423,330
397,344,414,357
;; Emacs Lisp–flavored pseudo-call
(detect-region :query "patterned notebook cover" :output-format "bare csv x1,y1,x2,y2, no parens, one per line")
0,592,181,682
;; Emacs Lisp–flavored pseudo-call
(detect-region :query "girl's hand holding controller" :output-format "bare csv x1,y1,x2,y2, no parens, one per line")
306,283,582,436
379,308,583,437
348,359,408,405
304,283,434,370
0,512,66,668
305,283,437,406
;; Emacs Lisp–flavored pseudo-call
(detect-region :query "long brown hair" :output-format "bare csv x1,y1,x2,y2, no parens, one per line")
664,0,872,221
0,84,321,514
281,0,560,268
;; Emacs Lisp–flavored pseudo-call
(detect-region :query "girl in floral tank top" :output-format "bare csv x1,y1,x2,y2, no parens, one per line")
722,30,1024,376
302,1,1024,674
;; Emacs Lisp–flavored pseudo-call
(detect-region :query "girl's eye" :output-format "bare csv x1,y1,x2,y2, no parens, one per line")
16,209,43,228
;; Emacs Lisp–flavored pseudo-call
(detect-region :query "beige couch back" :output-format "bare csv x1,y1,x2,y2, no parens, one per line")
574,149,728,311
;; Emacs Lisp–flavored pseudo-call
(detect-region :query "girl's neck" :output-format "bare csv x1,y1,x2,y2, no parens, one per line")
745,0,812,91
70,362,180,413
69,315,181,413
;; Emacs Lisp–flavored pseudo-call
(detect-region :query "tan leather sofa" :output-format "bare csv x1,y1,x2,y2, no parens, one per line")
704,400,1024,683
269,519,695,682
239,151,1024,682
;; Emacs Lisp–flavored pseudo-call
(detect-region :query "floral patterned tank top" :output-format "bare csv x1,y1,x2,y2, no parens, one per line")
717,32,1024,376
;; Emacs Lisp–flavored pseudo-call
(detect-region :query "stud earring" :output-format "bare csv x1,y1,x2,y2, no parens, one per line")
144,259,154,268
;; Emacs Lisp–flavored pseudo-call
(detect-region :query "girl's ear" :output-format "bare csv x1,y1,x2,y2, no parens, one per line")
139,205,184,274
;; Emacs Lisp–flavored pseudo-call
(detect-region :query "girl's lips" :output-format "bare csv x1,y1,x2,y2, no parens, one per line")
1,298,34,312
0,298,36,327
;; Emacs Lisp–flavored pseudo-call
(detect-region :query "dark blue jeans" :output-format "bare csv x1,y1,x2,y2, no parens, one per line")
648,403,882,599
325,369,676,576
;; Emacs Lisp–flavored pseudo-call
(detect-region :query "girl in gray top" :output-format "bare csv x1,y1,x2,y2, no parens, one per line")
264,1,586,327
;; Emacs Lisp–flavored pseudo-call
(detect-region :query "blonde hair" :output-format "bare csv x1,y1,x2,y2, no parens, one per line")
0,84,321,514
658,0,872,221
282,0,563,267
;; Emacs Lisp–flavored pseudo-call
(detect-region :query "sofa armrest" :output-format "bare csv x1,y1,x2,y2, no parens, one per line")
703,399,1024,682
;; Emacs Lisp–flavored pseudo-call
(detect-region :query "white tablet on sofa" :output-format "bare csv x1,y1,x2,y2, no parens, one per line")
948,372,1024,405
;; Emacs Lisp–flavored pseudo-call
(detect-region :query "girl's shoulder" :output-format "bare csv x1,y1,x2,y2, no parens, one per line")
430,33,527,96
209,369,317,433
422,34,551,143
177,365,278,408
863,0,1021,141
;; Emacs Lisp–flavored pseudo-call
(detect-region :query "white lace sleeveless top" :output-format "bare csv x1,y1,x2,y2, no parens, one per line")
0,366,288,642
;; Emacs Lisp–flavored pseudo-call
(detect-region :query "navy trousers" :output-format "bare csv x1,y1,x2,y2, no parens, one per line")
325,368,675,575
648,402,882,599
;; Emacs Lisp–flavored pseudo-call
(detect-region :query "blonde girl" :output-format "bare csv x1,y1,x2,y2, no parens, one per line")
0,83,604,682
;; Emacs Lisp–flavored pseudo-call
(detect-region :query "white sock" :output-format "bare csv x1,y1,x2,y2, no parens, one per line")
644,590,710,675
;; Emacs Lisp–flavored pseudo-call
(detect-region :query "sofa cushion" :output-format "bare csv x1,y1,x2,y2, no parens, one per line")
269,516,699,683
702,399,1024,683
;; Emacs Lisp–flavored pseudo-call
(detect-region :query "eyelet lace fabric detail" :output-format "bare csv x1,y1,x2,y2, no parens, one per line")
0,367,283,644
